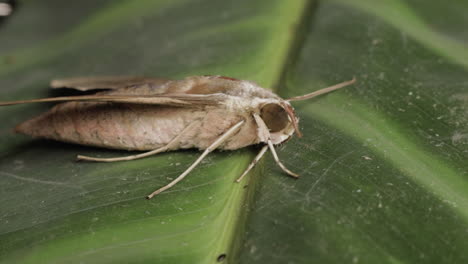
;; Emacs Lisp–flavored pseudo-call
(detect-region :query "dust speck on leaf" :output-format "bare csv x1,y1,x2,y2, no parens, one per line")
451,131,468,145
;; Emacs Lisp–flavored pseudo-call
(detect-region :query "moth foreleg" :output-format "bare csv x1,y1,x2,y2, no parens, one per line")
267,139,299,178
77,121,200,163
235,145,268,183
146,120,245,199
253,113,299,178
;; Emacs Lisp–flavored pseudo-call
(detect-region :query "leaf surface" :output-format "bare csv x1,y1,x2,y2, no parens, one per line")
239,1,468,263
1,0,468,263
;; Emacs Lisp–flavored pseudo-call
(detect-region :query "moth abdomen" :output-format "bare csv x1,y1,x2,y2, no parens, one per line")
14,101,259,151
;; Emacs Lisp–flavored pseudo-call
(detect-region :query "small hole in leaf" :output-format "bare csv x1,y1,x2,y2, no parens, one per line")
217,253,227,262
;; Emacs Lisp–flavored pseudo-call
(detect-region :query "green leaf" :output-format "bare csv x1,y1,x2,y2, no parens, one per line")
1,0,468,264
239,0,468,263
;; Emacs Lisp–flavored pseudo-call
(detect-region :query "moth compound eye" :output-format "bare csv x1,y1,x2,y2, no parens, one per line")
260,103,290,132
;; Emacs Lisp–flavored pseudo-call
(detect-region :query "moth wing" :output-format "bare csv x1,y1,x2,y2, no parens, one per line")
1,75,242,107
0,93,228,107
50,76,170,91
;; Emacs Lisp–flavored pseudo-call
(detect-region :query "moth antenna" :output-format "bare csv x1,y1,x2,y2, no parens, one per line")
236,145,269,183
146,120,245,199
286,78,356,102
281,102,302,138
268,140,299,178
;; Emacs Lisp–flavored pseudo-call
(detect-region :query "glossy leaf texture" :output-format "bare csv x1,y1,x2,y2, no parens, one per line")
1,0,467,264
239,0,468,263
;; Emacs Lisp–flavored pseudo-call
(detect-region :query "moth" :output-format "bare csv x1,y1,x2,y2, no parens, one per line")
0,75,355,199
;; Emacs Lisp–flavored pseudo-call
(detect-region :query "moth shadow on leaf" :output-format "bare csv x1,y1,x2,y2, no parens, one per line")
1,139,139,164
1,138,247,168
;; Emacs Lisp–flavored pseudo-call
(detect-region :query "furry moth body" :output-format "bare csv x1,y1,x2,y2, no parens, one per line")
0,75,356,199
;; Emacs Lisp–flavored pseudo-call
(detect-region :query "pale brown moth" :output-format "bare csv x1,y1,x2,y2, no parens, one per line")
0,75,355,199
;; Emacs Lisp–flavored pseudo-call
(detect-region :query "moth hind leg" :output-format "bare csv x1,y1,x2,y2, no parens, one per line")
77,121,201,163
77,147,168,162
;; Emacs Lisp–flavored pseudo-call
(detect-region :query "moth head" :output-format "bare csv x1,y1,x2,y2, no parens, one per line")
259,78,357,144
259,101,301,144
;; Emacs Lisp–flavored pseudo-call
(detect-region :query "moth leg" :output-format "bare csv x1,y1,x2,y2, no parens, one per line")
146,120,245,199
253,113,299,178
267,139,299,178
77,147,167,163
77,121,200,162
235,145,268,183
